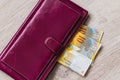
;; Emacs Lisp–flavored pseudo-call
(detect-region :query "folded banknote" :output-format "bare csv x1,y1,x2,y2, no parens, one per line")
58,25,103,76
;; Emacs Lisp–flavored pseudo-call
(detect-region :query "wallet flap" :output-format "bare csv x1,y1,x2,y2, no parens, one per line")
45,37,62,53
0,0,81,80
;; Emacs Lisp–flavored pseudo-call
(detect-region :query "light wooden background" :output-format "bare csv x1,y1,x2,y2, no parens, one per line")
0,0,120,80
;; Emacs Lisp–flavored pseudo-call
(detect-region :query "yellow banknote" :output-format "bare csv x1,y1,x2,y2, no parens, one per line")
58,25,103,76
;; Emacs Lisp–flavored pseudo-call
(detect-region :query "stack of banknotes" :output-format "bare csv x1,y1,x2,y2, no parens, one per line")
58,25,104,76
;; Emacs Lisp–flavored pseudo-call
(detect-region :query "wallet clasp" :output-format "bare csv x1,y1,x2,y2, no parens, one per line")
45,37,62,54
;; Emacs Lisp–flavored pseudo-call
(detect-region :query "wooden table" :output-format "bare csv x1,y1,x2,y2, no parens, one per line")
0,0,120,80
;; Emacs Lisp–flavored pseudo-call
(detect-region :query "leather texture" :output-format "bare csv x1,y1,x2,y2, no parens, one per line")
0,0,88,80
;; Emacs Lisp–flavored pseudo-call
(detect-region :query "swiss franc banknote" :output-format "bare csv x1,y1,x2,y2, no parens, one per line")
58,25,103,76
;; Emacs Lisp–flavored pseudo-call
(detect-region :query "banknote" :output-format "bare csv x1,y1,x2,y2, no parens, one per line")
58,26,103,76
58,43,101,76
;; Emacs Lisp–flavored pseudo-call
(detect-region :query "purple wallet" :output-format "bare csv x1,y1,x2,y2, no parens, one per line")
0,0,88,80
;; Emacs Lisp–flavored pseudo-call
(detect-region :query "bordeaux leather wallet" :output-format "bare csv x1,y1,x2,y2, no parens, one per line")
0,0,88,80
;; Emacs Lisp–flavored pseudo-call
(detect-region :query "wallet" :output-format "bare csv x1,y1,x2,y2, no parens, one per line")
0,0,88,80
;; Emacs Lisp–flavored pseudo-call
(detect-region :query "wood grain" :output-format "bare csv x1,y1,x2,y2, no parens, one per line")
0,0,120,80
